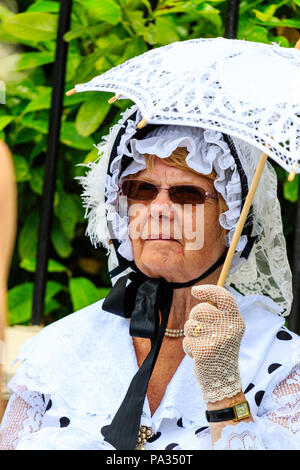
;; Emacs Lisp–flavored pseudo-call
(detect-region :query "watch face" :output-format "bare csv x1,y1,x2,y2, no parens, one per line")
235,402,250,420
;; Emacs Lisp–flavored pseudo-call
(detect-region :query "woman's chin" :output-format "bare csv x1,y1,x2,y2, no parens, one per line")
136,241,186,278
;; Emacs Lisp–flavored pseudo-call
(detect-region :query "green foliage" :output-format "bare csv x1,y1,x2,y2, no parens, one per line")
1,0,299,325
69,277,110,312
8,280,66,325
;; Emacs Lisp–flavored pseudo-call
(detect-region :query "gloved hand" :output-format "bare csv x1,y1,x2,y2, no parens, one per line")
183,284,245,403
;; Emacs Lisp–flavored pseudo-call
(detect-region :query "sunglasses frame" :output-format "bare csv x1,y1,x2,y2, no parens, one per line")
120,179,218,205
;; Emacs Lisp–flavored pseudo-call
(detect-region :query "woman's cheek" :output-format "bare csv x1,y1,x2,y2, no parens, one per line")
128,203,148,242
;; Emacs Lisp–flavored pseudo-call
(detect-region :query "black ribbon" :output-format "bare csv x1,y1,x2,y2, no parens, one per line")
102,252,227,450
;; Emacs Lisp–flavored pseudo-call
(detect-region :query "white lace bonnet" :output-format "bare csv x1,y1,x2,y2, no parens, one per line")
77,105,292,317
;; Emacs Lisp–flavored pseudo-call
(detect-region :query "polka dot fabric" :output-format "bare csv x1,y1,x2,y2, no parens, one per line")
2,287,300,450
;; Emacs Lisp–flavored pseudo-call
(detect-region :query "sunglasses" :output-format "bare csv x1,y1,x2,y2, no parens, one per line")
121,179,218,205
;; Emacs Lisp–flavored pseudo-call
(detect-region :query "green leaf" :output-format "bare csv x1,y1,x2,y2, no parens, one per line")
51,216,73,258
13,154,31,182
54,190,78,239
22,115,48,134
75,49,105,82
65,52,82,82
27,1,60,13
239,0,266,14
7,280,65,325
197,3,222,30
0,115,13,131
254,17,300,29
64,26,88,42
83,0,121,25
122,36,147,61
45,280,65,302
253,5,280,22
155,16,180,45
23,88,52,114
60,122,94,149
7,282,34,325
142,23,159,45
63,91,90,107
238,17,269,43
125,9,145,36
284,174,299,203
95,34,129,55
269,35,290,48
14,127,39,145
29,137,46,164
15,51,55,72
82,147,99,164
20,257,67,273
2,12,58,42
29,166,44,195
139,0,152,14
69,193,85,223
0,23,22,44
6,81,36,100
18,209,39,260
44,299,61,316
75,93,110,137
64,23,109,42
69,277,110,312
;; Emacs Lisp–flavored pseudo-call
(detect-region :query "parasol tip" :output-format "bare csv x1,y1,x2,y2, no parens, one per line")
108,94,123,104
137,118,147,129
65,88,76,96
288,169,297,182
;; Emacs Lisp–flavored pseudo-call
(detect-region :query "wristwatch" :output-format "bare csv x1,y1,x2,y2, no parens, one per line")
205,400,251,423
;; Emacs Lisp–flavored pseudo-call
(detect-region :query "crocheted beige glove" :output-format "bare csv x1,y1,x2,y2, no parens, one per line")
183,285,245,403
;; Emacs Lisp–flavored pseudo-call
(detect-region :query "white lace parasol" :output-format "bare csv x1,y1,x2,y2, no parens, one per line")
73,37,300,174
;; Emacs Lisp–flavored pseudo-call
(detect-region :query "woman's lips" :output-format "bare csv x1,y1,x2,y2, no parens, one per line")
144,236,182,244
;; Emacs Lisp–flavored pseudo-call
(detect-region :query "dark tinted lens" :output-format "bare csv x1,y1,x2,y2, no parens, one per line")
122,180,157,201
169,186,206,204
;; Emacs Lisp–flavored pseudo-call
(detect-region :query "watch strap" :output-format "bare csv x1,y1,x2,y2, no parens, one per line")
205,407,235,423
205,401,250,423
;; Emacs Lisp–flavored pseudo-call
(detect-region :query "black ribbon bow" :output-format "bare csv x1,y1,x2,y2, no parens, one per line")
102,253,227,450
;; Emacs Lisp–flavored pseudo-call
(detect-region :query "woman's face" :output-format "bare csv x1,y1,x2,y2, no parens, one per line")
127,156,227,283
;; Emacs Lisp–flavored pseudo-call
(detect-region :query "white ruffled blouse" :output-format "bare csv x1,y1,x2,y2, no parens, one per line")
1,286,299,450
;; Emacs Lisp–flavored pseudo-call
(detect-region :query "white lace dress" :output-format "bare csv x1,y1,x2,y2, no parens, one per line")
0,286,299,450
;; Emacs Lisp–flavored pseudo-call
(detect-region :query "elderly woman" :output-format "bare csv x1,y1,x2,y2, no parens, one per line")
0,108,299,451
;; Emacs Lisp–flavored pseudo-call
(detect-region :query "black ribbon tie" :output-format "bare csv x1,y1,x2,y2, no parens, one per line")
102,251,227,450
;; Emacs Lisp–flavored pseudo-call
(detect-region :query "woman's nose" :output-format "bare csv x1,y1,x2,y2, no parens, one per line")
152,187,174,206
150,189,175,220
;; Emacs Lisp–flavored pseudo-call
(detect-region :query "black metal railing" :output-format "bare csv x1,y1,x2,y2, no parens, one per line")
31,0,72,325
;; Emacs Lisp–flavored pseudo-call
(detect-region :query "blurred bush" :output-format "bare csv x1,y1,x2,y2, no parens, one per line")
0,0,299,325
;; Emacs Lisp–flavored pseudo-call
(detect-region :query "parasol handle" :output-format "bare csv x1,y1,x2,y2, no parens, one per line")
217,151,268,287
